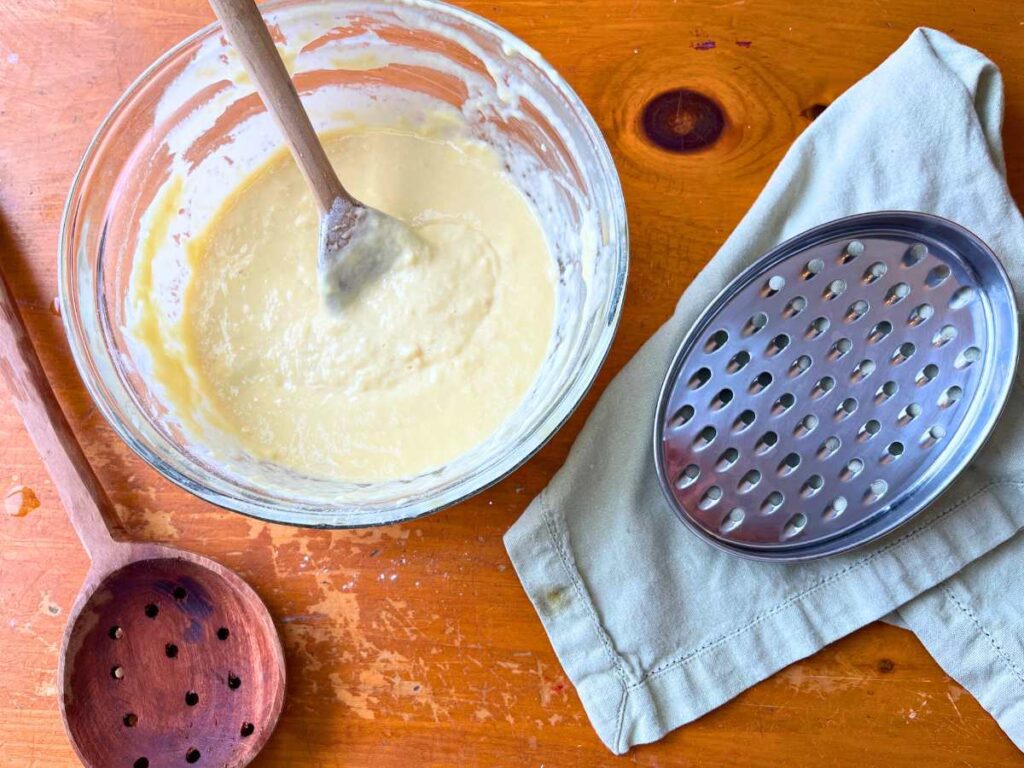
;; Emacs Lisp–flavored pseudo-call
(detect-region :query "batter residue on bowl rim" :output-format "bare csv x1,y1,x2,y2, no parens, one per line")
129,127,555,482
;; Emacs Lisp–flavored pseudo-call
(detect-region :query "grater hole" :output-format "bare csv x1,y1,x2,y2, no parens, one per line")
671,404,695,428
882,441,905,464
834,397,858,421
955,346,981,369
926,264,952,288
228,673,241,691
823,279,847,301
186,748,201,764
803,259,825,280
789,354,813,378
865,479,889,503
173,586,187,601
841,240,865,264
744,312,769,336
111,666,125,680
694,425,718,449
921,424,947,447
241,722,256,738
794,414,819,437
801,474,825,497
760,491,785,515
828,338,853,361
811,375,836,399
688,367,712,390
932,324,958,347
897,403,923,425
675,464,700,489
738,469,762,493
840,458,864,481
817,436,842,459
766,333,791,356
727,350,752,373
134,760,149,768
950,285,976,309
845,300,870,323
903,243,927,267
863,262,887,285
915,364,939,387
750,371,774,394
851,359,876,382
805,317,830,339
166,643,179,659
763,275,786,297
939,386,963,408
698,486,723,510
890,342,916,365
123,713,138,728
778,452,801,476
908,303,934,327
867,320,893,344
732,409,756,433
875,380,899,404
885,282,911,305
857,419,881,441
781,513,808,541
771,393,796,416
185,691,199,707
823,496,848,521
783,296,808,318
108,625,123,640
755,431,779,454
144,604,159,619
720,508,746,533
716,447,740,471
704,329,729,353
711,388,734,410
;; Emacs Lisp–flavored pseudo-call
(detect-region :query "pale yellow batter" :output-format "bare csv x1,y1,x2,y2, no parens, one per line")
132,129,555,482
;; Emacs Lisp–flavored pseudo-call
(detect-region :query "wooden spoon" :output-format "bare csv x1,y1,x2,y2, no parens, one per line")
0,268,285,766
209,0,425,310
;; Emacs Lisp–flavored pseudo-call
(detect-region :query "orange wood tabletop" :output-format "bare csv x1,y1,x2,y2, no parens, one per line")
2,1,1024,765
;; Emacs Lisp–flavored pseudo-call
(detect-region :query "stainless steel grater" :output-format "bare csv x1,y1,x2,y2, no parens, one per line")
654,212,1019,561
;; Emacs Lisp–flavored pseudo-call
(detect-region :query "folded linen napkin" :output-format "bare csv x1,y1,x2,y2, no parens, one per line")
506,28,1024,754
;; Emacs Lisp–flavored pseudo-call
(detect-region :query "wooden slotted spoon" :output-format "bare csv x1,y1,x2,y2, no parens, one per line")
0,266,286,766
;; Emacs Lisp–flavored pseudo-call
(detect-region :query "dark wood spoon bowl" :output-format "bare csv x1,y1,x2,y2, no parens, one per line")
0,266,285,767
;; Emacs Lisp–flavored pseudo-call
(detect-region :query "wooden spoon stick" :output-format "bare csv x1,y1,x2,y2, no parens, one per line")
0,270,118,560
208,0,354,215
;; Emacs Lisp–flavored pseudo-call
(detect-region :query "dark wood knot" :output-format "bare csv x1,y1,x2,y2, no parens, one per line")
877,658,895,673
642,89,725,153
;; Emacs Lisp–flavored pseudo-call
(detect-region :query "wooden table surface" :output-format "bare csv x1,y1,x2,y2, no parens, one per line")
2,0,1024,765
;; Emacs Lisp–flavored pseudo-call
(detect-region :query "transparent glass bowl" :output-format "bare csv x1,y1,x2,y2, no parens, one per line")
59,0,628,527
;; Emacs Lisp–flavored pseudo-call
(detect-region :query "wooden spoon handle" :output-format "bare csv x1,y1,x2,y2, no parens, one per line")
0,269,119,562
209,0,354,215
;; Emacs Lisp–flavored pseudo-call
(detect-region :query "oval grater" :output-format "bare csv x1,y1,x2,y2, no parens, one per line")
654,212,1019,561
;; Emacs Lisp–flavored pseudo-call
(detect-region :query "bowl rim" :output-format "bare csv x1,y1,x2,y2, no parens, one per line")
58,0,629,529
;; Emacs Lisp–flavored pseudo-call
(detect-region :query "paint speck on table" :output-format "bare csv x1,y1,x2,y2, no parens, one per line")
5,485,39,517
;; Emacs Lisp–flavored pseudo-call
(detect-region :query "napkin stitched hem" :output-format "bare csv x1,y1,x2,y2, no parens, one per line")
898,558,1024,751
507,478,1024,752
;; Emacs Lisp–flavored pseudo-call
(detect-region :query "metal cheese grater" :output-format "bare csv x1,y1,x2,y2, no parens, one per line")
654,212,1019,561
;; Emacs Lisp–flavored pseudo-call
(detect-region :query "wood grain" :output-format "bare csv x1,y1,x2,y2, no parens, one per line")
2,0,1024,765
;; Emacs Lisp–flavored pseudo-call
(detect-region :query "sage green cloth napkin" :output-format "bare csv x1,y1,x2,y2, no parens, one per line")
505,28,1024,754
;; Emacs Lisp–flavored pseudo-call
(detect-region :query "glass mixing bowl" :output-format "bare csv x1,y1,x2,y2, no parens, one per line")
59,0,628,527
